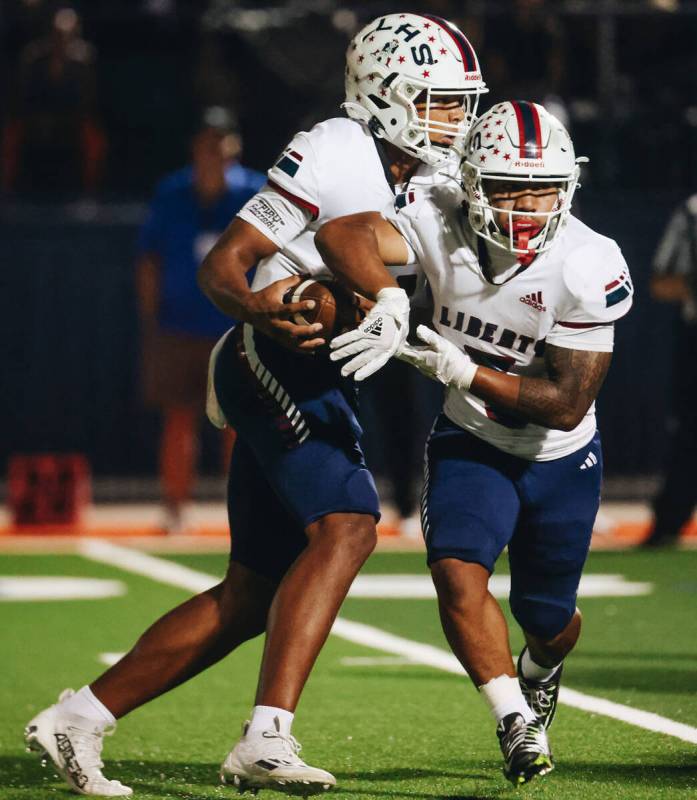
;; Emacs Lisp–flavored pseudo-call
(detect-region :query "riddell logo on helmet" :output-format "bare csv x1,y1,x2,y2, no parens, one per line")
514,160,544,167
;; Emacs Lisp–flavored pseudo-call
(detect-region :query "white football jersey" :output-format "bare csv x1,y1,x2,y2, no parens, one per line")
236,117,460,291
386,187,633,461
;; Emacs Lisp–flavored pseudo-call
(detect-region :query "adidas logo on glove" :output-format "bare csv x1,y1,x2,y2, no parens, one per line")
364,317,384,336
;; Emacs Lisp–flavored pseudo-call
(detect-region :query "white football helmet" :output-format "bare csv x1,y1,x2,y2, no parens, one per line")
344,13,487,166
462,100,587,257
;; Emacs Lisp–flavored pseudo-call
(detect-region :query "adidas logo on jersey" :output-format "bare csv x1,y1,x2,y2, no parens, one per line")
364,317,384,336
580,451,598,470
520,291,546,312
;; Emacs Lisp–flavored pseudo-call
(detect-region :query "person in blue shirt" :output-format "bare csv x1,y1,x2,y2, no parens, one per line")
136,106,264,532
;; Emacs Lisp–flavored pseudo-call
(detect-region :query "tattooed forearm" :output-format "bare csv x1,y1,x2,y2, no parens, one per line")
517,347,612,430
470,345,612,431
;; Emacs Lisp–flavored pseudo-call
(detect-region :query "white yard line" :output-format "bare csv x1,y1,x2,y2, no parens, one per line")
558,687,697,744
78,540,697,746
99,652,125,666
80,539,217,593
0,576,125,601
341,656,415,666
332,618,697,745
349,574,653,598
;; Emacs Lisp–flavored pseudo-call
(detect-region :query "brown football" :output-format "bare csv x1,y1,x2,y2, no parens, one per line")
283,278,373,339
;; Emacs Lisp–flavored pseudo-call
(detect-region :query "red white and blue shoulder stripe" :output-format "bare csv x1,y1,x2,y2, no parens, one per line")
604,270,633,308
274,148,304,178
395,190,417,211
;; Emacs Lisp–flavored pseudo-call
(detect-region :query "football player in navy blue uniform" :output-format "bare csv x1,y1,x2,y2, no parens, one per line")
317,101,632,787
25,14,486,797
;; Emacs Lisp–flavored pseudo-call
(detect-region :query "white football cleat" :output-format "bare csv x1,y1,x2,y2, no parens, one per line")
24,689,132,797
220,719,335,796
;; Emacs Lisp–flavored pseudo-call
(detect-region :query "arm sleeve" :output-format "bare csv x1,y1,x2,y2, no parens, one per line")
236,183,312,249
546,239,633,352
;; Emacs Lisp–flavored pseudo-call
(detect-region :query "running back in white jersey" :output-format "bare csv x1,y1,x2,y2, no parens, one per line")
386,186,633,461
236,117,459,291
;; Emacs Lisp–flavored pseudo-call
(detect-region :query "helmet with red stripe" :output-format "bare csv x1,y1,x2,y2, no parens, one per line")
462,100,587,257
344,13,487,166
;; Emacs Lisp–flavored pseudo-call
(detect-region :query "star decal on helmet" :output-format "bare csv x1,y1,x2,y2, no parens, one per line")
462,100,583,259
343,12,486,166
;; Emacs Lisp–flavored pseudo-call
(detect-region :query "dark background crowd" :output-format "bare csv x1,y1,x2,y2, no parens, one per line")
2,0,696,510
3,0,696,196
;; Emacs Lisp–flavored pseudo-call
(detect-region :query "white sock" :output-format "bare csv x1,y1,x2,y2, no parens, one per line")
521,648,560,682
60,686,116,727
248,705,294,736
479,675,535,724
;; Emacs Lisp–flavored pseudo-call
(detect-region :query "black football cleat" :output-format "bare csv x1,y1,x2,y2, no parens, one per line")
496,712,554,787
517,646,563,730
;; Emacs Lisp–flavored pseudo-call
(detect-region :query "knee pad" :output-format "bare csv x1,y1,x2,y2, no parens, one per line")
509,592,575,641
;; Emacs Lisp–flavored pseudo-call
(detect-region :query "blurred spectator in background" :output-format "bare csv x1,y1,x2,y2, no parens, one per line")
1,5,107,196
136,106,265,533
644,194,697,547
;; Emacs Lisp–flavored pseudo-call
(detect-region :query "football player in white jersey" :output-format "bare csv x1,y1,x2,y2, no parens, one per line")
317,101,633,787
24,14,486,798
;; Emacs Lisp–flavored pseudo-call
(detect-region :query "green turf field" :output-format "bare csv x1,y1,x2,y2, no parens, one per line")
1,547,696,799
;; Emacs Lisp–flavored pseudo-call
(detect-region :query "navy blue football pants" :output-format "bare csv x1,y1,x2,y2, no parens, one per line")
422,413,602,639
214,324,379,582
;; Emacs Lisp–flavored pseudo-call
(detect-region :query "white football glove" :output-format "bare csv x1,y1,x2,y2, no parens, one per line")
329,287,410,381
397,325,478,391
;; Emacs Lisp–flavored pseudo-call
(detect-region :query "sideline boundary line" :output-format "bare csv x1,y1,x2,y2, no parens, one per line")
78,540,697,746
